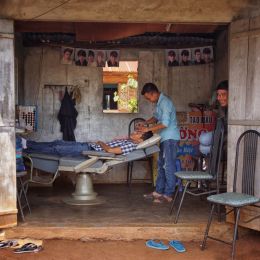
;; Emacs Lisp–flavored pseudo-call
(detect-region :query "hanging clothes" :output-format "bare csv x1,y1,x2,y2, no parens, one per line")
58,88,78,141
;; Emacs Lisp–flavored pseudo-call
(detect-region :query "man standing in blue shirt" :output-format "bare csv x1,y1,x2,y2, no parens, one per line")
140,83,180,203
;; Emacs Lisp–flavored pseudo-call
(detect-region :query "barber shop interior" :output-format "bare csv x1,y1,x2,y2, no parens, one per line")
1,3,260,256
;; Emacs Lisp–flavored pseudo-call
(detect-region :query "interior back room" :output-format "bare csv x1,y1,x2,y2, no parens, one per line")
14,26,228,184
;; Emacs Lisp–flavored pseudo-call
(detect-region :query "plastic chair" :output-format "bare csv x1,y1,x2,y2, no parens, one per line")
127,118,153,187
169,118,225,223
16,171,31,221
201,130,260,260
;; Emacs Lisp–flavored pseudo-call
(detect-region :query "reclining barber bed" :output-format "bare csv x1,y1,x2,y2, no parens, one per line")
23,136,160,205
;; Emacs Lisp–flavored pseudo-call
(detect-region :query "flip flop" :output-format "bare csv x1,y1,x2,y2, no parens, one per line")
144,192,162,199
13,243,43,254
0,240,19,249
169,240,186,253
146,240,169,250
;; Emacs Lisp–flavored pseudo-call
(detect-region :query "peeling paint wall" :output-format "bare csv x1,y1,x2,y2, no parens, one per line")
0,19,17,226
21,47,214,183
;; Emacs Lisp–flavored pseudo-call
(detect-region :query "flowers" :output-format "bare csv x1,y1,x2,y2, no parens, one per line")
113,74,138,113
127,75,138,89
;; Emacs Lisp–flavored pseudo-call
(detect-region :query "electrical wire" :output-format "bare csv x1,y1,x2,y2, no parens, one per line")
30,0,71,20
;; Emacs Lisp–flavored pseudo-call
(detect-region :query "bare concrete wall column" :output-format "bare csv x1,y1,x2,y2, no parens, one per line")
0,19,17,228
228,17,260,231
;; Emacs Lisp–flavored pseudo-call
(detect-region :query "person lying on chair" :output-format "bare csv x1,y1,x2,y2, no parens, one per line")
23,131,153,157
90,131,153,155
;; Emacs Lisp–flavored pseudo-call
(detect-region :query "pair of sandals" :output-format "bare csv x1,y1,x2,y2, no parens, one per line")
14,243,43,254
146,240,186,253
0,240,19,249
144,192,173,203
0,240,42,253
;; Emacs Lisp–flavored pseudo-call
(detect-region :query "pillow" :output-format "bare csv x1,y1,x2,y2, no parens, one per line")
136,134,161,149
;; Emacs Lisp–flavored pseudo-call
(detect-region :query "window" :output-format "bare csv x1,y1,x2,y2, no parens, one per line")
102,61,138,113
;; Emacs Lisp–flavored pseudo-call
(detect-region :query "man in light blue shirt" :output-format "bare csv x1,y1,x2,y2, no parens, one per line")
140,83,180,203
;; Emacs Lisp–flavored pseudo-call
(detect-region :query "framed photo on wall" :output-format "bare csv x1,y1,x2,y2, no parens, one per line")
191,48,205,65
107,50,120,67
166,49,179,67
87,50,97,67
75,48,88,66
179,49,191,66
61,47,74,65
96,50,106,67
201,46,214,63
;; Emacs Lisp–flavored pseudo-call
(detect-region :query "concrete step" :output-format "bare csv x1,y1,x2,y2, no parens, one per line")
4,222,243,242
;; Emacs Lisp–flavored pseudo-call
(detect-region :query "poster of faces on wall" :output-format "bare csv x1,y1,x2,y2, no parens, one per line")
191,48,205,65
179,49,192,66
86,49,97,67
107,50,120,67
166,46,214,67
75,48,88,66
61,47,75,65
95,50,106,67
200,46,214,64
166,49,179,67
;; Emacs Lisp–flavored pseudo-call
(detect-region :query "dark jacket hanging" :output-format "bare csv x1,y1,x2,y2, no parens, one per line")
58,88,78,141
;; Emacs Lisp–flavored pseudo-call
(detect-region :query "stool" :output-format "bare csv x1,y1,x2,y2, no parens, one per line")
16,171,31,221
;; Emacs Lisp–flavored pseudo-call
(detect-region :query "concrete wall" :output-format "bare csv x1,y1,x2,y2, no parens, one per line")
21,47,214,183
0,19,17,227
227,17,260,231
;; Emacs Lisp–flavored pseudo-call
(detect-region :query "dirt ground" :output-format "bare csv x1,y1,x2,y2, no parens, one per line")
0,232,259,260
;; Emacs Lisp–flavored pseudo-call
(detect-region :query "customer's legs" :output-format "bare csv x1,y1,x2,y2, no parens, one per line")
54,140,91,156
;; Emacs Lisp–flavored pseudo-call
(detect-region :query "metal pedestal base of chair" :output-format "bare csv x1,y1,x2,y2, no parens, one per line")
63,172,105,205
17,171,31,221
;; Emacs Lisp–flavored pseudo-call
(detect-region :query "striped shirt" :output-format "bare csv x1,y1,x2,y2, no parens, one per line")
90,139,138,155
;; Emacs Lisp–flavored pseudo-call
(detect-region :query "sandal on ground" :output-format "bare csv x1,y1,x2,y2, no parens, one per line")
13,243,43,254
146,240,169,250
144,191,162,199
169,240,186,253
0,240,19,249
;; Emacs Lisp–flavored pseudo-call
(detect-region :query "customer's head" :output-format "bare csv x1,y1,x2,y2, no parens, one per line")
141,83,160,103
130,131,153,143
216,80,228,107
